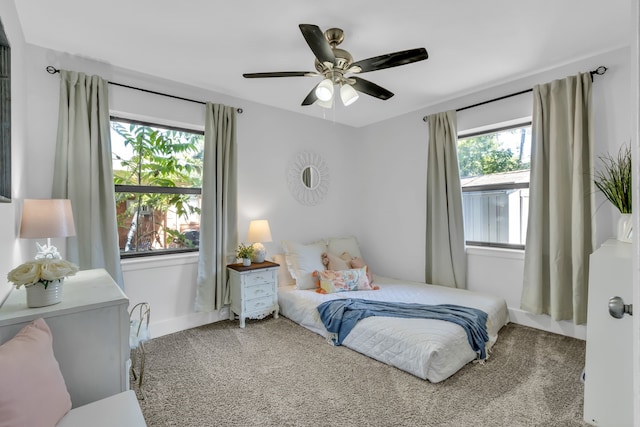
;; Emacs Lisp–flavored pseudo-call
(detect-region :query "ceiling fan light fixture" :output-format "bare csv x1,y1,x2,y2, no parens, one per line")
316,98,333,109
315,78,334,101
340,84,359,106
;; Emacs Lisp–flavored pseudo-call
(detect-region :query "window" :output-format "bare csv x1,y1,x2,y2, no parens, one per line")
111,118,204,257
457,123,531,249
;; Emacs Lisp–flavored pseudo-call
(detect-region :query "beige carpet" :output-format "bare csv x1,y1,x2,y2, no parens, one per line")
134,317,588,427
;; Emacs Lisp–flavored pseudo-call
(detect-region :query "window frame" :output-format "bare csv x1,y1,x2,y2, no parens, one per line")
458,121,531,251
111,116,204,259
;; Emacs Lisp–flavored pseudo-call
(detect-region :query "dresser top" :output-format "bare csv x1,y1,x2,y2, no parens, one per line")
0,268,128,326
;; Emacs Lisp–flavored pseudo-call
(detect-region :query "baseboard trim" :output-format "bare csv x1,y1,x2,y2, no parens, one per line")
507,307,586,340
148,306,586,341
149,307,231,338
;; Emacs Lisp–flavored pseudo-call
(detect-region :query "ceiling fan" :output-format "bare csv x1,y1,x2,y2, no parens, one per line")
243,24,429,108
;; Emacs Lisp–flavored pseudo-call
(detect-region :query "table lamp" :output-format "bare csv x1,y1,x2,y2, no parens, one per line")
247,219,272,263
20,199,76,259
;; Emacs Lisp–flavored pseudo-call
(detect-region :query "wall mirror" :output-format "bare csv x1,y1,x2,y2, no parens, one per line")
301,166,319,189
0,19,10,203
287,151,329,206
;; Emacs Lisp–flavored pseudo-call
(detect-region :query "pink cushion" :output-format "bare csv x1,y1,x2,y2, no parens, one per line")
340,252,374,285
321,252,351,271
0,318,71,427
316,267,374,294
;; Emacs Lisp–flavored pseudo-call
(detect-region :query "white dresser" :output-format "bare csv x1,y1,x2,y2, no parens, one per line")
583,240,633,426
0,268,130,408
228,261,279,328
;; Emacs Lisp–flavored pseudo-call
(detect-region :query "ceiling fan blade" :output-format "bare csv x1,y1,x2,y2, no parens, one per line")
243,71,318,78
350,77,394,100
299,24,336,66
349,48,428,73
301,84,319,106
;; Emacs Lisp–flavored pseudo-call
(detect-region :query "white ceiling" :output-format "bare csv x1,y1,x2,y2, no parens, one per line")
14,0,631,127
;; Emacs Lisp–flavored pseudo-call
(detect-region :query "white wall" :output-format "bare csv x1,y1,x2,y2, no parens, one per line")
0,1,28,305
2,19,629,340
23,43,361,336
358,47,632,339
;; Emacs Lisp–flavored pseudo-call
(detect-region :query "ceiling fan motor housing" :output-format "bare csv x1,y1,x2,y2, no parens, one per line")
315,48,353,83
315,28,353,84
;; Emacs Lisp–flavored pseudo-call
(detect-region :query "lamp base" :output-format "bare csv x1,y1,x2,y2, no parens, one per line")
35,242,62,260
252,242,266,263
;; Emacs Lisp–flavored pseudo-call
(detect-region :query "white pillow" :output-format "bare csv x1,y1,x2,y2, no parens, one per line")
281,240,326,290
327,235,362,259
272,253,296,287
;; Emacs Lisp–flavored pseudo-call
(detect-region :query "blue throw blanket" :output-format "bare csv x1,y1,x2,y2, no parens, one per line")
317,298,490,359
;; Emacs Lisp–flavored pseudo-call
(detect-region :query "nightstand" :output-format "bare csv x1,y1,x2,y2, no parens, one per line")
227,261,279,328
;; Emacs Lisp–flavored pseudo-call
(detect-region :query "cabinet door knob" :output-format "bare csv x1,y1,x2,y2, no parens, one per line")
608,296,633,319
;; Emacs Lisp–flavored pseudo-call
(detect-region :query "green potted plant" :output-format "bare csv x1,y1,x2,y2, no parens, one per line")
594,143,632,242
236,243,255,266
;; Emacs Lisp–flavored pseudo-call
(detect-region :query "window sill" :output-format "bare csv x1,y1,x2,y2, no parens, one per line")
465,245,524,260
121,252,199,272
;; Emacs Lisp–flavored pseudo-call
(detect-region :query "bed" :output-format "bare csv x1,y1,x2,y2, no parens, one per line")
279,276,509,382
275,238,510,383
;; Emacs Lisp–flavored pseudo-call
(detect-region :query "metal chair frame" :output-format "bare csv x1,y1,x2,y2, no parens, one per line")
129,302,150,399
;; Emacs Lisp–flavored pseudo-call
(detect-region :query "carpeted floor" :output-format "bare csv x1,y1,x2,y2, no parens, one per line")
134,317,588,427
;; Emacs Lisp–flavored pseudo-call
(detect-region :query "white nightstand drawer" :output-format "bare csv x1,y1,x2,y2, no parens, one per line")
245,296,274,312
244,271,274,286
245,282,273,299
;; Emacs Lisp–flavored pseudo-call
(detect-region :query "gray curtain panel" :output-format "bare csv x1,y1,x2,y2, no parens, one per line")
52,70,124,288
425,110,466,289
195,103,238,312
521,73,593,325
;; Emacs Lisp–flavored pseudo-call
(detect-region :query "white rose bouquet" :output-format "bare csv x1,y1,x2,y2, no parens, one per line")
7,258,79,289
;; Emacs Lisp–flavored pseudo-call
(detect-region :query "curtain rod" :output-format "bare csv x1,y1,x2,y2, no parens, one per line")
422,65,607,121
45,66,243,114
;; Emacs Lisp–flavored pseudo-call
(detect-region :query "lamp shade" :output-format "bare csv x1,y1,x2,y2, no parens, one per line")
247,219,272,243
20,199,76,239
340,84,359,106
315,79,334,102
316,98,333,109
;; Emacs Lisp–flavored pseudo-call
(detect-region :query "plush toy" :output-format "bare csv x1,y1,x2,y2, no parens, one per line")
340,252,374,286
321,252,350,271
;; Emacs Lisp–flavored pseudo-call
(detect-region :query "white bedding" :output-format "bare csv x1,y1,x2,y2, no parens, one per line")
278,274,509,382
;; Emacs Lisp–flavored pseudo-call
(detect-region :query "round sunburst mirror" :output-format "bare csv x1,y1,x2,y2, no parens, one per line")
286,151,330,206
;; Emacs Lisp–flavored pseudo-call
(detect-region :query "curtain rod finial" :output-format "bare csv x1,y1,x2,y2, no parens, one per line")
46,66,59,74
590,66,608,77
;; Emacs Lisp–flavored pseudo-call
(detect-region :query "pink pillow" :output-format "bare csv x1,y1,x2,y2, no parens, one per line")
321,252,351,271
0,318,71,427
340,252,373,285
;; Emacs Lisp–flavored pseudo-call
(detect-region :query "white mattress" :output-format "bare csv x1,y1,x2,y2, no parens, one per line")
278,275,509,383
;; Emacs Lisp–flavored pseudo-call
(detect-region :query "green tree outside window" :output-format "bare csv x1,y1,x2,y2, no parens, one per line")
111,120,204,254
